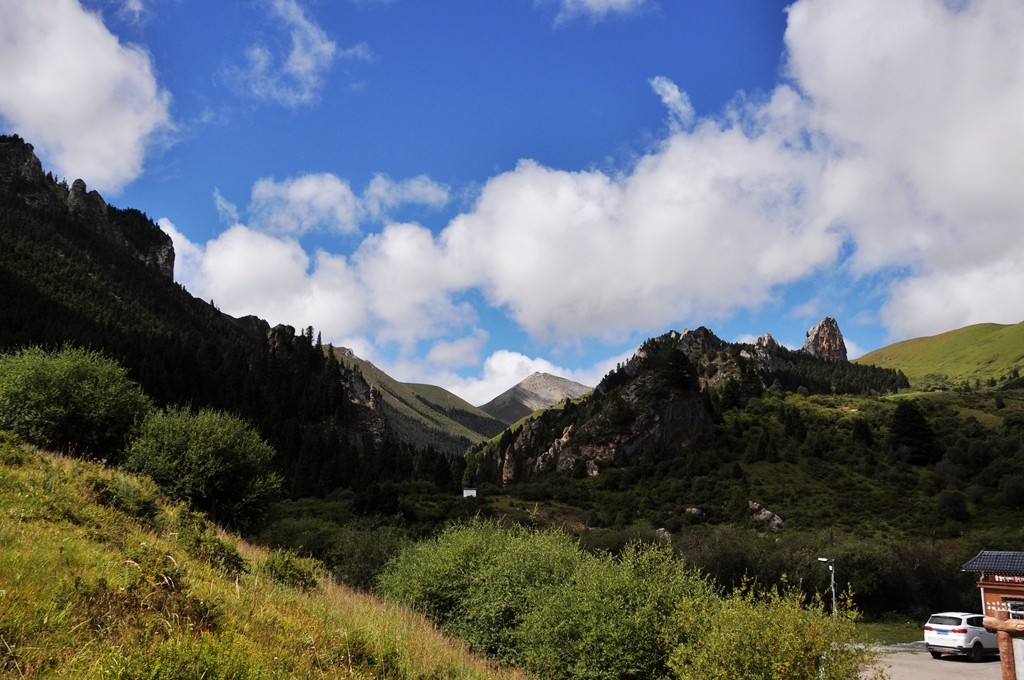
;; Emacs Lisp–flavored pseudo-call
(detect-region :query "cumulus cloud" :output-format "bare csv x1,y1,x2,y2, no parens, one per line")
168,222,369,338
0,0,173,193
164,0,1024,400
249,174,361,235
442,115,836,342
231,0,360,107
784,0,1024,340
363,174,451,220
239,172,450,237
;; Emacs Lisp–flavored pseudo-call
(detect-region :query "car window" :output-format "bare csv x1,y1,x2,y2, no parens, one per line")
968,616,983,627
928,616,963,626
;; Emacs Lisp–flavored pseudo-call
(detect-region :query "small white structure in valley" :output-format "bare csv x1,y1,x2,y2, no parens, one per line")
462,488,477,498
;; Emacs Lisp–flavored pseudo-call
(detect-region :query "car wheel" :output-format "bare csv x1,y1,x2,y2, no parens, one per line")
969,642,983,662
929,651,942,659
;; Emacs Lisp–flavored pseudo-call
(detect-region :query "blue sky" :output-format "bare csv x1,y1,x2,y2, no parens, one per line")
3,0,1024,405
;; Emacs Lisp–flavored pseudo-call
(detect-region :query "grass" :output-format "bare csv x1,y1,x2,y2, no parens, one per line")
855,321,1024,389
0,434,530,679
855,620,924,646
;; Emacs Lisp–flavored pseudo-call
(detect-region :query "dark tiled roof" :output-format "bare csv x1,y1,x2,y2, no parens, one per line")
961,551,1024,573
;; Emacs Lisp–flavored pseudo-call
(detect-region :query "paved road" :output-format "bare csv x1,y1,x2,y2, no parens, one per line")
861,645,1003,679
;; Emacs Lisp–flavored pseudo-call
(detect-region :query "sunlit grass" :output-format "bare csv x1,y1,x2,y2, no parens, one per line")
0,437,530,679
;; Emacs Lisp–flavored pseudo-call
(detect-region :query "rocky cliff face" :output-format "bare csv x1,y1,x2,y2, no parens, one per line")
802,316,848,362
0,135,174,279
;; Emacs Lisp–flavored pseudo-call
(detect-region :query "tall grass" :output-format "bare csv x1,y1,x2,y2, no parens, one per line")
0,434,528,679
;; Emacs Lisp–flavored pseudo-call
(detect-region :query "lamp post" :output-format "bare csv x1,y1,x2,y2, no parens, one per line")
818,557,836,615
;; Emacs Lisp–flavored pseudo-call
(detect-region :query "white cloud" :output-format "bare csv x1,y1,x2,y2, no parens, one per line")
881,255,1024,341
649,76,695,132
546,0,649,24
231,0,341,107
243,172,449,237
162,0,1024,402
784,0,1024,340
213,188,240,225
168,222,369,338
0,0,173,193
249,174,361,235
441,116,836,343
425,330,489,370
353,222,475,345
437,350,578,407
363,174,450,220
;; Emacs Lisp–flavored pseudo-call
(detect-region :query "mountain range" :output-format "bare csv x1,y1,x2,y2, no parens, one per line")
9,131,1024,628
5,132,1024,541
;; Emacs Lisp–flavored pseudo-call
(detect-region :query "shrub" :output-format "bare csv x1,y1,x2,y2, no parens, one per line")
520,542,713,680
0,346,152,460
124,407,281,530
668,580,881,680
261,548,325,591
378,518,583,662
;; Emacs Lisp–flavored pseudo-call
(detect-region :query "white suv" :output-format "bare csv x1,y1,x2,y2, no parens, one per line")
923,612,998,661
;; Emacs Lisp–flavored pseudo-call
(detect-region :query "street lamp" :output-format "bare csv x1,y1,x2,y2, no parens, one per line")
818,557,837,615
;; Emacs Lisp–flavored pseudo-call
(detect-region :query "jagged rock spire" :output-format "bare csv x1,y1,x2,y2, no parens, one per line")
802,316,848,362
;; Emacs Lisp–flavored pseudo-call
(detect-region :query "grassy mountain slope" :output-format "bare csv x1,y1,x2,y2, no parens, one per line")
333,348,505,454
0,435,526,679
855,321,1024,389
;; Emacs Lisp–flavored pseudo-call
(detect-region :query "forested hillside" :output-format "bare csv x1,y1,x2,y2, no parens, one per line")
0,134,462,501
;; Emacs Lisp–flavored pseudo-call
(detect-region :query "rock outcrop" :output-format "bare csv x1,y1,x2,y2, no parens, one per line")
0,134,174,279
802,316,848,362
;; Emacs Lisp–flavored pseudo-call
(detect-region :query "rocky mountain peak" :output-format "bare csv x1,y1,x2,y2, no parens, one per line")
802,316,848,362
480,372,593,425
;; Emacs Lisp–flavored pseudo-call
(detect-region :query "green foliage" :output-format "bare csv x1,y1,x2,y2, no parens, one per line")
378,518,583,663
124,407,281,530
520,542,713,680
258,511,409,591
668,580,880,680
261,548,325,591
381,520,877,680
0,345,152,459
0,440,527,680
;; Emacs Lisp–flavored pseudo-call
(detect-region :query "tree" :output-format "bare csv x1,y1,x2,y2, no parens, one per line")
125,407,281,530
0,345,152,460
890,400,937,465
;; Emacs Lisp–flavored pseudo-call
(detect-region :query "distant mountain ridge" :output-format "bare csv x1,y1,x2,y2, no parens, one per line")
479,372,594,425
331,347,505,454
465,322,909,486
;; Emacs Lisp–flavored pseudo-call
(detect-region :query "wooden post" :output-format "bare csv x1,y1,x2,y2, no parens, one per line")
983,613,1017,680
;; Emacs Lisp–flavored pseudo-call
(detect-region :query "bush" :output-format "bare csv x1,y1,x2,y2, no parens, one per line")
668,580,880,680
520,542,713,680
378,518,583,663
261,548,325,591
124,407,281,530
0,346,152,460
